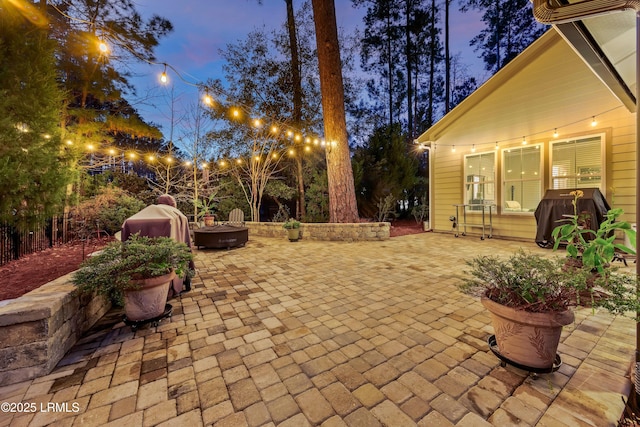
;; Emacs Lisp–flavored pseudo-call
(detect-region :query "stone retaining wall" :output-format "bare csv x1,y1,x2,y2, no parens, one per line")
245,221,390,241
0,273,110,386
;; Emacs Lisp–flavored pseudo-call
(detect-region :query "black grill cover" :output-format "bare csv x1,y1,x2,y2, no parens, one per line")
534,188,610,245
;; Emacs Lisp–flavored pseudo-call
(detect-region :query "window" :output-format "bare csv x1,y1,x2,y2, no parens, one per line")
502,145,542,213
551,135,603,189
464,152,495,210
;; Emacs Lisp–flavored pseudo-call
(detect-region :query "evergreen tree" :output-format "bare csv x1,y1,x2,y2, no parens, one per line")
0,5,72,226
353,0,442,136
312,0,359,223
461,0,546,72
352,124,418,218
45,0,170,152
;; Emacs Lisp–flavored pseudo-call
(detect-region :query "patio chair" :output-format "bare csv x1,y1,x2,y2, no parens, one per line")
226,208,245,226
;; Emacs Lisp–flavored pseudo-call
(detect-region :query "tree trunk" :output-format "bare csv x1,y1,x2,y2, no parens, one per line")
445,0,451,113
285,0,306,219
311,0,359,223
405,0,413,140
427,0,436,126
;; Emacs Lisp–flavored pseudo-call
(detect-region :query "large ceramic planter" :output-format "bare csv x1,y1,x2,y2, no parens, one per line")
124,270,176,321
481,295,574,369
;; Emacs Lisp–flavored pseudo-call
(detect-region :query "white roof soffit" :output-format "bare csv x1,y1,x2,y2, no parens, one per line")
533,0,640,24
532,0,638,111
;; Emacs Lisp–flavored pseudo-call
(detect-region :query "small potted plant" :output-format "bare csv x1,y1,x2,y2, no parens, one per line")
551,189,636,273
283,218,301,242
461,249,637,370
411,196,429,231
196,194,216,227
72,234,194,322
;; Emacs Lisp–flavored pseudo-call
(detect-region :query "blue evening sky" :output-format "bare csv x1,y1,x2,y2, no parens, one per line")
128,1,484,140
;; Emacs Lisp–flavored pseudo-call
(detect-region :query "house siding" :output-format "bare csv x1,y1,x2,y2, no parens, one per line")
420,30,636,241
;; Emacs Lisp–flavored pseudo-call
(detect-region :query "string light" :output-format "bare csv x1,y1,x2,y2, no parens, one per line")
202,93,213,106
160,64,168,84
98,41,108,55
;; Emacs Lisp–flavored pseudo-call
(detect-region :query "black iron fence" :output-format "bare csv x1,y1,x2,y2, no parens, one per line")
0,214,78,267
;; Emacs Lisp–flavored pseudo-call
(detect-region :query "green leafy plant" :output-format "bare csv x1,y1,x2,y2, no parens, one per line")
551,190,636,273
72,234,193,306
282,218,300,229
461,249,639,315
196,194,216,221
411,196,429,224
70,186,145,235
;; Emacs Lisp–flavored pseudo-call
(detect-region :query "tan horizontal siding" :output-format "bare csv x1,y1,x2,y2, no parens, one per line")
425,29,637,240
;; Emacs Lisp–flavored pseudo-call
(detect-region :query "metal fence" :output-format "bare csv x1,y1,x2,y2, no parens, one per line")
0,215,75,267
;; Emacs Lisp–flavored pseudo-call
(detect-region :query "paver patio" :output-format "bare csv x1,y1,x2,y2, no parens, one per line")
0,232,635,426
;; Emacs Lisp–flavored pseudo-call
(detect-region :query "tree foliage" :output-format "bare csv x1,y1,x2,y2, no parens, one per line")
460,0,546,72
352,124,418,218
0,7,72,226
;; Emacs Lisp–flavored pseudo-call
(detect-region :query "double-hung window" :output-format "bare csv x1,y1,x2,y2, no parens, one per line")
502,145,542,213
464,152,495,210
551,135,603,189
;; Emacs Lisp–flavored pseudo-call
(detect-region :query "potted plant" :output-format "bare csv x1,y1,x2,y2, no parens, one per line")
283,218,301,241
72,234,194,322
411,196,429,231
461,249,637,370
551,189,636,273
196,194,216,227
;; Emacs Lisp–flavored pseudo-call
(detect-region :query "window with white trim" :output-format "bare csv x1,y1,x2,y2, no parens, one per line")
551,135,603,189
502,145,542,213
464,151,495,211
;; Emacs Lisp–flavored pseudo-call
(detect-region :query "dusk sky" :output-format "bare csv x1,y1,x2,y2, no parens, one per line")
128,1,485,140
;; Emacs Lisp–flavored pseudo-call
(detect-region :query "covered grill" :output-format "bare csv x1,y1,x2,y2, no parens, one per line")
534,188,610,248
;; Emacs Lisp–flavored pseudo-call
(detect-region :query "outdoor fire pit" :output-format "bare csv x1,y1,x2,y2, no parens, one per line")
193,224,248,249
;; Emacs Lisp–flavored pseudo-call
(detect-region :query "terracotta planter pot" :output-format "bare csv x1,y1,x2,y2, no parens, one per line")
124,270,176,321
204,216,215,227
287,228,300,242
481,295,574,369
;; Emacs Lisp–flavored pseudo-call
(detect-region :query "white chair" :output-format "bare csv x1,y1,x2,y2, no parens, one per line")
227,208,245,226
504,200,522,212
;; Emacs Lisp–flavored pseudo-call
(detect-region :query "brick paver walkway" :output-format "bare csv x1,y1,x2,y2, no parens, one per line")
0,232,635,426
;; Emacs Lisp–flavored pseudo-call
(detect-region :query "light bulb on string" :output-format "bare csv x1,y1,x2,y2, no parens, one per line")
591,116,597,127
271,125,279,134
202,93,213,106
98,40,109,55
160,64,168,84
253,118,262,128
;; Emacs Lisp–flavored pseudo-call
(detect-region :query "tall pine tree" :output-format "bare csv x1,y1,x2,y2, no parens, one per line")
461,0,546,72
0,5,72,226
